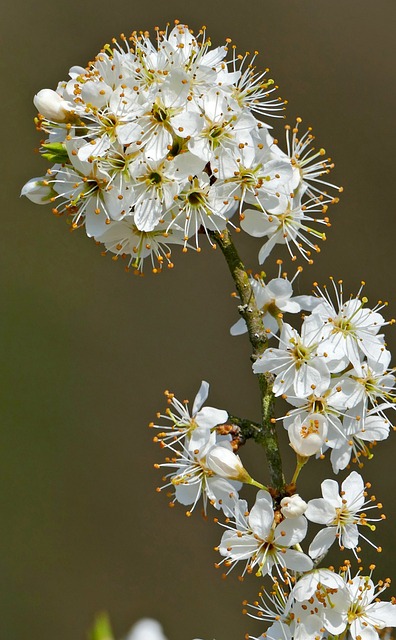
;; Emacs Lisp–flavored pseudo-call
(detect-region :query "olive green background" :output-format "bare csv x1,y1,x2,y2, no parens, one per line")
1,1,395,638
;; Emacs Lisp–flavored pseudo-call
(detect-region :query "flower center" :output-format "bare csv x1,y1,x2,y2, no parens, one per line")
332,504,353,528
152,102,169,123
290,339,311,367
332,316,355,336
300,418,320,439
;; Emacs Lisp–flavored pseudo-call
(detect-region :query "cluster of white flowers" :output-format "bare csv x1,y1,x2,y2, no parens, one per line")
250,278,395,473
152,381,395,638
22,21,395,640
22,22,340,273
152,381,261,517
246,566,396,640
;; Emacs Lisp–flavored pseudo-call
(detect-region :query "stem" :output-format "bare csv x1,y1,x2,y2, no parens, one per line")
227,414,262,440
211,229,285,493
248,479,269,491
291,454,309,486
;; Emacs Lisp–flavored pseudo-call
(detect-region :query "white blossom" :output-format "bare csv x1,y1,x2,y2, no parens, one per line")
342,572,396,640
156,437,241,517
288,413,328,457
23,22,340,268
253,320,330,398
230,272,317,337
150,381,228,452
306,471,383,558
217,490,312,578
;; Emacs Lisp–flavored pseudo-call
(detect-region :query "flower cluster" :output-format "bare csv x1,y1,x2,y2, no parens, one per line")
22,20,395,640
246,565,396,640
151,380,394,638
152,382,260,517
251,279,395,473
22,22,340,273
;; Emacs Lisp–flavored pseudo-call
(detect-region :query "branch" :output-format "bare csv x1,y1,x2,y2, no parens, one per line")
210,229,286,493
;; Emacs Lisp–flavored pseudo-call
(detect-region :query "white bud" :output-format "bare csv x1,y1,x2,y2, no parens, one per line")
33,89,72,122
288,413,327,457
21,177,53,204
126,618,168,640
280,494,308,518
206,445,251,482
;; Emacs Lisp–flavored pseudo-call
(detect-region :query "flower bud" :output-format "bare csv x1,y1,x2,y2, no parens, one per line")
280,494,308,518
288,413,327,457
126,618,168,640
21,178,53,204
206,445,251,482
33,89,72,122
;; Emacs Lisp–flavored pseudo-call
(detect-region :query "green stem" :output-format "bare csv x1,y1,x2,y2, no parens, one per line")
291,454,309,486
248,478,269,491
210,229,285,493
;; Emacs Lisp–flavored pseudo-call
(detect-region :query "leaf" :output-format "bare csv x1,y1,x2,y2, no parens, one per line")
40,142,69,163
89,612,114,640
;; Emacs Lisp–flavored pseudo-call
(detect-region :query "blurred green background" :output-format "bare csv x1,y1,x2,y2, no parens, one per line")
1,0,396,638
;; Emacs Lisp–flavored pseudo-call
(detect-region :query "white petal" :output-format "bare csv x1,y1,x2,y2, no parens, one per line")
248,499,274,539
368,602,396,627
282,548,313,572
305,499,335,524
196,407,228,430
308,527,336,559
230,317,247,336
350,619,379,640
341,524,359,549
175,482,201,506
192,381,210,415
341,471,365,511
274,515,307,546
321,479,342,506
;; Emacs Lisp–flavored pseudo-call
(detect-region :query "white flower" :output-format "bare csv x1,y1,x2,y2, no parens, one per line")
168,174,235,248
306,471,382,558
253,320,330,398
291,569,349,638
343,572,396,640
150,381,228,452
230,273,317,336
280,494,308,518
229,50,285,119
328,408,391,474
284,118,341,202
45,140,134,237
309,280,388,371
25,23,315,264
245,580,294,640
95,214,185,274
288,413,328,457
156,437,241,517
335,352,396,416
241,191,330,263
126,618,168,640
212,128,291,214
217,491,312,578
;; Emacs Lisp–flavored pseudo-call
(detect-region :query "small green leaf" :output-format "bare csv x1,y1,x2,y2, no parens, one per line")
40,142,69,164
89,612,114,640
